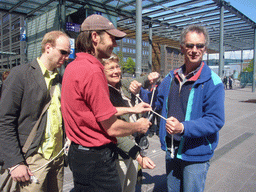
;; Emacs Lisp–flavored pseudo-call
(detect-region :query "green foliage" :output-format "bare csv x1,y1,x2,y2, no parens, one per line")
117,52,126,69
123,57,135,74
117,52,135,74
243,59,254,72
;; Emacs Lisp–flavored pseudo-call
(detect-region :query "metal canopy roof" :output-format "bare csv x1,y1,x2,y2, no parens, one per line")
0,0,255,53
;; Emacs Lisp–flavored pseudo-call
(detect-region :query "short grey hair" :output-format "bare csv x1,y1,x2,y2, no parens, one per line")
180,25,210,47
102,53,119,65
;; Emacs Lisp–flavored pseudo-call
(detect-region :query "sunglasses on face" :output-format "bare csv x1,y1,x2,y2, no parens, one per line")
185,43,205,49
55,47,70,55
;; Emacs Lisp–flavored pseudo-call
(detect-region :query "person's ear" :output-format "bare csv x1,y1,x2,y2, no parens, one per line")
202,47,207,54
91,31,100,44
180,45,185,54
45,43,52,54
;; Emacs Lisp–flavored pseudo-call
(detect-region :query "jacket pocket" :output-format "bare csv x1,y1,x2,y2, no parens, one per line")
182,137,213,156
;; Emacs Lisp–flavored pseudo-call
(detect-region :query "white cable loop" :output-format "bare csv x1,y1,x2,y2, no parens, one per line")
136,95,175,159
32,147,65,173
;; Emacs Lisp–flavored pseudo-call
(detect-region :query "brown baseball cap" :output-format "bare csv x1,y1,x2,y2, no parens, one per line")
80,14,126,40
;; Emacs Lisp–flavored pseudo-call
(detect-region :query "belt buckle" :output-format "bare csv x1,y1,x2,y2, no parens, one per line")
78,145,90,151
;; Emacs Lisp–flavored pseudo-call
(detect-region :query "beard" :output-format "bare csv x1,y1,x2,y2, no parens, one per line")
97,36,114,60
98,48,112,59
97,43,113,60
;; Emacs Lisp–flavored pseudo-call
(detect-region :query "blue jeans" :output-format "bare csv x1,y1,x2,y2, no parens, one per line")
166,150,210,192
69,142,122,192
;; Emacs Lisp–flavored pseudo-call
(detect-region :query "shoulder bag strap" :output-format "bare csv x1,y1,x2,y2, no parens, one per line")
22,84,56,154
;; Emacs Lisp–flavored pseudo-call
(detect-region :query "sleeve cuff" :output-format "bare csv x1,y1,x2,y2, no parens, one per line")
180,123,184,135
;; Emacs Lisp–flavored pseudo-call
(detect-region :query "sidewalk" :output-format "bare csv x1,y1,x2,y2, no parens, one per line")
63,87,256,192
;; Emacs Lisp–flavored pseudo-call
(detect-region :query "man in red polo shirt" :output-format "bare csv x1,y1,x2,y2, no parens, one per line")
61,14,152,192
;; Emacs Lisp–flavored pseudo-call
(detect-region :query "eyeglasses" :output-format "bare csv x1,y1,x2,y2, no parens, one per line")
185,43,205,49
55,47,70,56
105,65,121,72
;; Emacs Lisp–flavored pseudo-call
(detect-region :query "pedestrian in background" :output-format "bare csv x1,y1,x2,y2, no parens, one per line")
0,70,10,99
2,70,10,81
229,76,233,89
223,76,228,89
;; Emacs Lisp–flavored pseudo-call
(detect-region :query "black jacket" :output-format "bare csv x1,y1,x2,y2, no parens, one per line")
0,60,62,169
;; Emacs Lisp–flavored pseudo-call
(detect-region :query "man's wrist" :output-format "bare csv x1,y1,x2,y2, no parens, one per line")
133,122,141,133
9,162,25,173
9,164,20,173
129,107,135,114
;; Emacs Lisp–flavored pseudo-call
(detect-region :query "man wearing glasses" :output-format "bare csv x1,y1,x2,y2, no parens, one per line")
0,31,70,191
131,25,225,191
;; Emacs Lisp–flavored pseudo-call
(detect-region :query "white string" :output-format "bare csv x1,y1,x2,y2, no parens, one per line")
136,94,175,159
149,108,167,121
32,147,65,173
148,85,156,117
108,84,137,122
150,85,156,107
136,95,167,120
170,137,174,159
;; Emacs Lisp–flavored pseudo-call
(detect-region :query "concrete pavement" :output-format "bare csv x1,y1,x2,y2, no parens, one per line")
63,87,256,192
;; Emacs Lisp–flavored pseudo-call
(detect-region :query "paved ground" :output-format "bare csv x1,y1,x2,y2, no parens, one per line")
63,86,256,192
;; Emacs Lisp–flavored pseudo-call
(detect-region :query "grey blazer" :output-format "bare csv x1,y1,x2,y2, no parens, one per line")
0,59,62,169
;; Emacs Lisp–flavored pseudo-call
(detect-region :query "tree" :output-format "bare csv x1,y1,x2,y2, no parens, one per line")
123,57,135,74
117,51,126,70
243,59,254,72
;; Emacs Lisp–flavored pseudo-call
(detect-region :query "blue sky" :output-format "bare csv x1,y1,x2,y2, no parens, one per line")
228,0,256,23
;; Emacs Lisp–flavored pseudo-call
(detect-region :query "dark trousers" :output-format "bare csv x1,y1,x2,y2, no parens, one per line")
69,142,121,192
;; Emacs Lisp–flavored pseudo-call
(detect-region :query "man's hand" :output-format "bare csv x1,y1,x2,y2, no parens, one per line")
165,116,184,135
10,164,33,182
132,102,152,114
136,155,156,169
129,80,142,95
136,118,152,134
148,72,160,84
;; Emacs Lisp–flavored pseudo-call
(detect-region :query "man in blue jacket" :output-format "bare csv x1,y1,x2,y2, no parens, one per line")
130,25,225,192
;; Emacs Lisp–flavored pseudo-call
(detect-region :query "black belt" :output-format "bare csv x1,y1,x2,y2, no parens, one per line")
72,142,116,151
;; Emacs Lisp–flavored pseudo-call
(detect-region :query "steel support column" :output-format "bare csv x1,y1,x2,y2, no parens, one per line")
59,0,66,31
135,0,142,77
252,27,256,92
241,49,243,74
148,22,153,72
218,1,224,78
59,0,66,75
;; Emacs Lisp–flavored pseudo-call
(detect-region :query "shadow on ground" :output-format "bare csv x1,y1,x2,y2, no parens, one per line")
240,99,256,103
136,172,167,192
